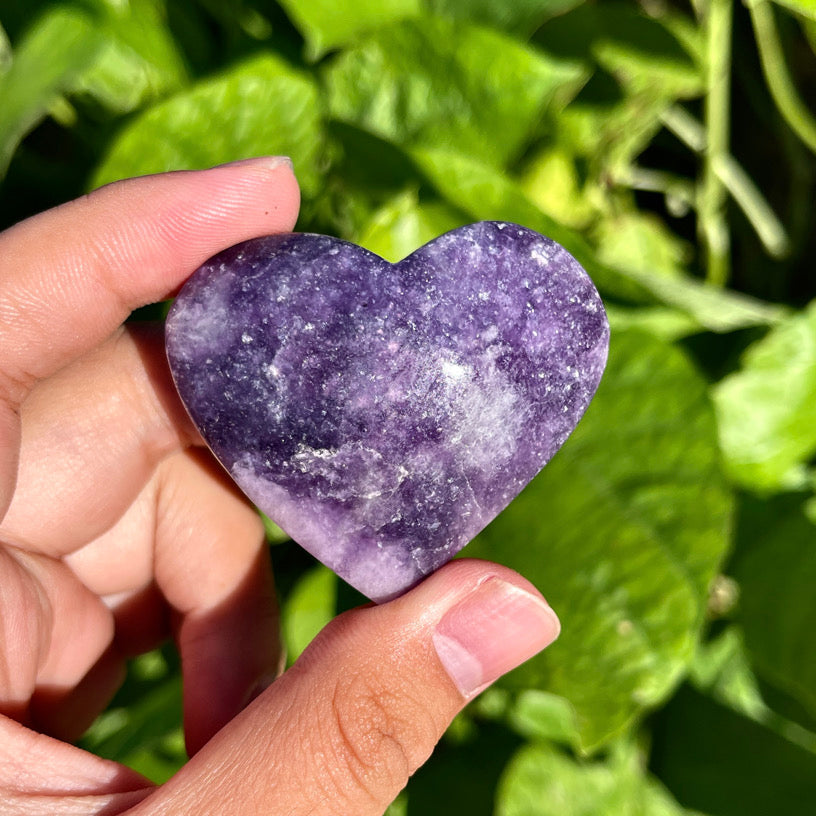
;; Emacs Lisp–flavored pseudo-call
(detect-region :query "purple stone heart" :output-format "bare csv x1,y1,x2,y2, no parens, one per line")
166,222,609,601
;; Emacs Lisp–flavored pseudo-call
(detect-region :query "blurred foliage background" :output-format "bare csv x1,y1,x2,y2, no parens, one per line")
2,0,816,812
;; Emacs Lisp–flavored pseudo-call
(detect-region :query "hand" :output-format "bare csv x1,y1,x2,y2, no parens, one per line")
0,159,560,815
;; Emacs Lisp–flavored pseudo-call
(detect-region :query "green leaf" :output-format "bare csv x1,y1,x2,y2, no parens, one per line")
497,740,696,816
0,23,11,77
519,146,595,229
324,17,586,169
605,306,701,341
282,564,337,662
689,624,816,753
412,147,788,332
533,5,703,177
277,0,421,59
804,18,816,53
261,512,290,544
594,212,691,279
556,80,671,171
118,728,186,784
467,331,733,751
731,495,816,720
0,6,101,176
690,626,774,721
769,0,816,22
650,685,816,816
506,690,582,746
534,2,703,98
425,0,585,36
74,0,188,113
357,190,467,261
626,274,788,334
384,792,408,816
92,53,323,194
713,301,816,491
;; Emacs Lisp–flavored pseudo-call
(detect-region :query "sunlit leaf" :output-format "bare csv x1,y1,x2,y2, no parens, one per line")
425,0,584,36
594,212,691,279
74,0,188,113
535,2,703,97
713,301,816,491
770,0,816,22
325,16,585,168
0,6,100,176
277,0,420,59
92,53,323,194
605,306,700,341
498,740,697,816
357,190,467,261
519,146,595,229
282,564,337,662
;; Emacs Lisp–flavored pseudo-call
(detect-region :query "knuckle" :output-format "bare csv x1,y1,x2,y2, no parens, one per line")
323,670,438,804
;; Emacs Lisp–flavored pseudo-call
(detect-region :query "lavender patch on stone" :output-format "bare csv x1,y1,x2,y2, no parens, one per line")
166,222,609,601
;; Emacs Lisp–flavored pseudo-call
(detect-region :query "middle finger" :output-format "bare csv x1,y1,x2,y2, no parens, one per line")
0,323,199,557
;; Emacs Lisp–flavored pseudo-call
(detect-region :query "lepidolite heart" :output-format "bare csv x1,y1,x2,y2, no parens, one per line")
166,222,609,601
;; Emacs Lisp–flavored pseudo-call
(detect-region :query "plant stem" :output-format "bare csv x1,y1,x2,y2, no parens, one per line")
661,105,790,257
748,0,816,154
712,154,789,258
660,106,706,153
700,0,733,287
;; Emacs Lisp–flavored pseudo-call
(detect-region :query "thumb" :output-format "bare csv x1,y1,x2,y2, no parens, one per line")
139,559,560,816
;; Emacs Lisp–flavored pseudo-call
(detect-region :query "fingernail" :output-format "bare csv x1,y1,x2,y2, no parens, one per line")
212,156,294,171
432,577,560,698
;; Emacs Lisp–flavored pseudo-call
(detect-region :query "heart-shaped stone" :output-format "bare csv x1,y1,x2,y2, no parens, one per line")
166,222,609,601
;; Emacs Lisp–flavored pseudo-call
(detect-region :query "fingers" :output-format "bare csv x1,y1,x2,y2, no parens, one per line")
0,716,153,812
134,560,560,816
64,446,282,756
1,324,196,556
152,448,281,755
0,544,121,742
0,158,299,518
0,157,299,404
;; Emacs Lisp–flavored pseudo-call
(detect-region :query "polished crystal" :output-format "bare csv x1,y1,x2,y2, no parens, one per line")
166,222,609,601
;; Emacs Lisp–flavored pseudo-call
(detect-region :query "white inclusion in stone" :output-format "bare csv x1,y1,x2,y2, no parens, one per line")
170,297,230,360
292,443,336,465
439,352,521,473
478,291,490,301
530,245,552,264
441,359,468,381
241,332,253,344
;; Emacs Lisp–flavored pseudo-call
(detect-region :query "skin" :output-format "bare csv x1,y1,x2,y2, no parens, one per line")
0,159,559,815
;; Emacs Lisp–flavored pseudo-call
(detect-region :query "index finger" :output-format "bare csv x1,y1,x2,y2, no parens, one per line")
0,156,299,517
0,156,299,407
